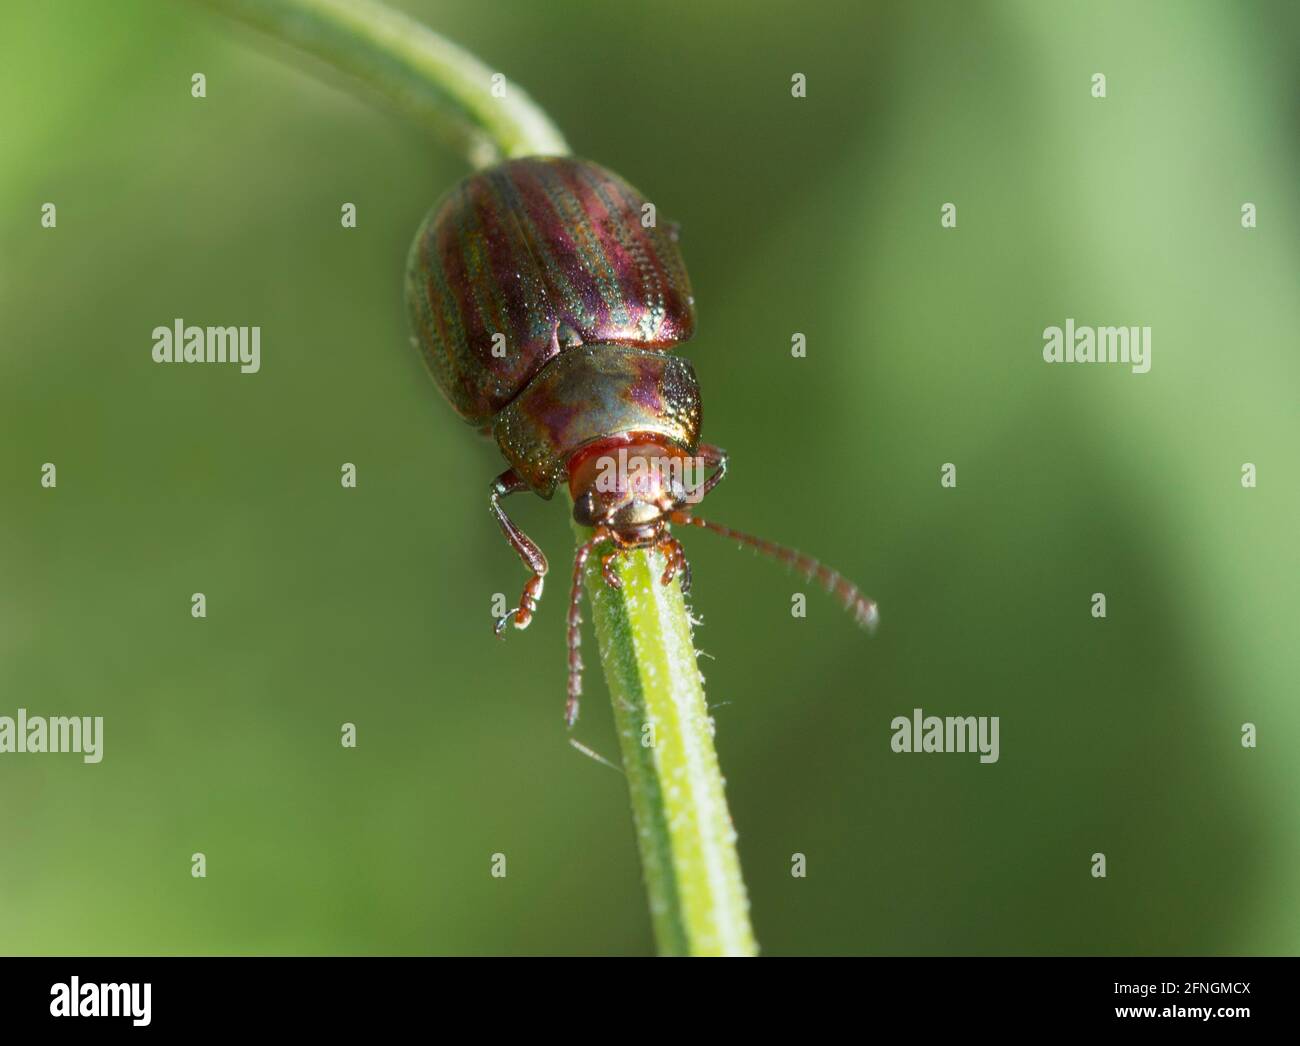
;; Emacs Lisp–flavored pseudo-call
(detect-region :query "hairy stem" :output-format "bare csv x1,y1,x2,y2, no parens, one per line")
202,0,754,956
198,0,568,167
575,525,757,956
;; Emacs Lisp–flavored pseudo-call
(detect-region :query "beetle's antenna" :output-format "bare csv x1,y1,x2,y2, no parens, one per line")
669,512,878,632
566,529,610,727
568,737,624,774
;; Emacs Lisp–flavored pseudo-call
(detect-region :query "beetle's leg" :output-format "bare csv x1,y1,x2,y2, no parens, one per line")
600,550,622,590
695,443,728,500
672,536,693,593
490,469,549,636
657,534,688,588
670,510,878,631
566,529,609,727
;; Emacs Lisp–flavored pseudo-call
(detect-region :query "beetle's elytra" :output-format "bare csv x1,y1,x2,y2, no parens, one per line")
406,156,877,726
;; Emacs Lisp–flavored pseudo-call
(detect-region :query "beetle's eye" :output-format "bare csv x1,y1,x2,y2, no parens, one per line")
573,492,599,527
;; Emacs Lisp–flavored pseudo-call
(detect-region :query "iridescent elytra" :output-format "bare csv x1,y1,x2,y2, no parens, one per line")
406,156,877,726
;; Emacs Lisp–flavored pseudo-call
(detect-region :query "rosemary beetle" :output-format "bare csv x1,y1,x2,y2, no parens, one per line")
406,156,877,725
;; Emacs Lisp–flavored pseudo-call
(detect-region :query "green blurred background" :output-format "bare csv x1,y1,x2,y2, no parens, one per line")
2,0,1297,955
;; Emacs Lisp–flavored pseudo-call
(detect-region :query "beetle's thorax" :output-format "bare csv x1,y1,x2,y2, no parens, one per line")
568,435,696,545
492,343,702,499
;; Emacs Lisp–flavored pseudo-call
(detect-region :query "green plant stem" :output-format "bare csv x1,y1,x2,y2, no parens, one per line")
204,0,754,956
199,0,569,167
574,521,757,956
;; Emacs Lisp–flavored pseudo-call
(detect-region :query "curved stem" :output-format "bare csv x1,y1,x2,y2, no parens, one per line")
198,0,569,167
201,0,753,956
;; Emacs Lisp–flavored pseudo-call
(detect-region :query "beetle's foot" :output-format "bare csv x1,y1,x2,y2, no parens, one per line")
659,552,676,586
658,536,687,589
494,574,543,637
494,609,528,637
601,551,622,589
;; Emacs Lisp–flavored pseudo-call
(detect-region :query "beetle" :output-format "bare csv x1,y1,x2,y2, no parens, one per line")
406,156,877,726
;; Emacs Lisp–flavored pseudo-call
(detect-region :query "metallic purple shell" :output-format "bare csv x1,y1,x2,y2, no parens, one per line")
405,156,696,426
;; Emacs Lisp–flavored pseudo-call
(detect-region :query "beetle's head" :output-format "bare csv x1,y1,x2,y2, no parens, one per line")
568,436,703,546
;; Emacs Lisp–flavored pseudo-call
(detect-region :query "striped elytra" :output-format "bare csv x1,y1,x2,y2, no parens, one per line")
405,156,696,428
